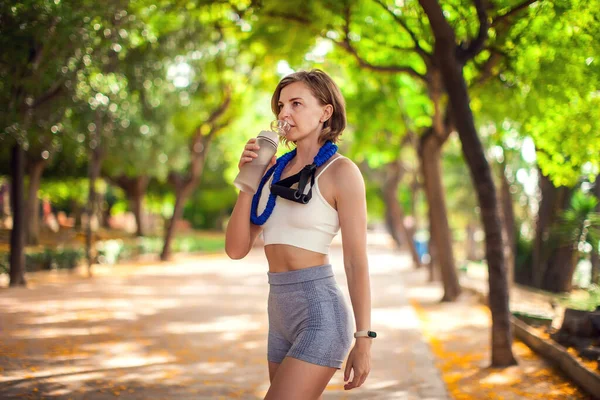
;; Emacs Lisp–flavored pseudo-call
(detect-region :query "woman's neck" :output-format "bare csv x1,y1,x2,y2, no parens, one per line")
293,137,322,166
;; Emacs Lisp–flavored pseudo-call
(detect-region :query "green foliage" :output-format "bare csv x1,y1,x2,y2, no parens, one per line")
556,285,600,312
514,225,534,285
0,248,84,273
364,179,385,223
344,71,430,168
38,178,99,210
184,187,237,230
553,190,600,251
0,234,225,274
474,0,600,187
0,0,131,153
183,141,238,229
442,135,479,227
95,235,224,265
2,0,599,255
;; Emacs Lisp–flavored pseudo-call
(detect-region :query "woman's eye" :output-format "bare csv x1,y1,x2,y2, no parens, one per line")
293,101,301,106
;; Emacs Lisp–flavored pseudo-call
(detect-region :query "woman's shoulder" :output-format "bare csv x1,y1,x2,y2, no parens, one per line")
330,154,361,174
323,154,364,184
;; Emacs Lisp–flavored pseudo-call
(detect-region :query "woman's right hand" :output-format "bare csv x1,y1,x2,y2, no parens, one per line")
238,138,276,171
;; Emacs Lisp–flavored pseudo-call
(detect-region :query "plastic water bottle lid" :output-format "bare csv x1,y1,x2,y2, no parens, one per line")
257,130,279,146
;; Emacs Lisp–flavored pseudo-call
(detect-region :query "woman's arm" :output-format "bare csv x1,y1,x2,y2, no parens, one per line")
335,159,372,390
225,138,271,260
225,191,263,259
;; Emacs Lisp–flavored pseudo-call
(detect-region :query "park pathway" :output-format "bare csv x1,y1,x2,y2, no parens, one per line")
0,240,449,399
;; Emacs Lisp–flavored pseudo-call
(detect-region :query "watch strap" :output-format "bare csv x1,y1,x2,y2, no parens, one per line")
354,330,377,339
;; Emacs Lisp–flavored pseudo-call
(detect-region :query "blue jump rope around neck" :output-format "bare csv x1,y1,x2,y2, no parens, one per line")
250,141,338,225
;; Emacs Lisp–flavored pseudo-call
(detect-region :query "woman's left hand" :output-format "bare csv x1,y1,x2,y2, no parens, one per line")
343,340,372,390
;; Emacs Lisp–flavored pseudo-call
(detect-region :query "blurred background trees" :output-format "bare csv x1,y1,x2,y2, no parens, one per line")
1,0,599,367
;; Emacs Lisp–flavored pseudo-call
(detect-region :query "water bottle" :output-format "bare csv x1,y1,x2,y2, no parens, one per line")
233,120,290,194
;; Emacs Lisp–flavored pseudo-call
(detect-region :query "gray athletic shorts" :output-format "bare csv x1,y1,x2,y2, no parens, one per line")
267,264,353,369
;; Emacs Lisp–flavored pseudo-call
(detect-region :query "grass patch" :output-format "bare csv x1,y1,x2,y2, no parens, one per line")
0,231,225,273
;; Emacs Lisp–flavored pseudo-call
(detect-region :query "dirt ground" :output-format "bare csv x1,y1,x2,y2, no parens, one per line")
1,238,596,399
405,267,595,400
0,245,449,399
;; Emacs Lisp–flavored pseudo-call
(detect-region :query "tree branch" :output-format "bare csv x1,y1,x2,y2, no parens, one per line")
417,0,455,45
367,36,424,54
469,51,503,88
337,5,426,81
205,86,232,126
209,116,234,140
334,38,426,81
187,85,233,169
32,16,60,73
30,79,65,110
442,104,454,141
491,0,538,28
457,0,489,63
263,11,312,25
372,0,432,62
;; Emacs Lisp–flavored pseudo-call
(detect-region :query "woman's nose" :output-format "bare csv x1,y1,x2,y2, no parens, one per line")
279,105,290,119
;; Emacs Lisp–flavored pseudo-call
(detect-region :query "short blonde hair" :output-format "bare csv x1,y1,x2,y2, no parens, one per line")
271,69,346,145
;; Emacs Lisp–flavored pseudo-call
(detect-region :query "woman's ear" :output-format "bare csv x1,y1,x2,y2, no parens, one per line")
321,104,333,123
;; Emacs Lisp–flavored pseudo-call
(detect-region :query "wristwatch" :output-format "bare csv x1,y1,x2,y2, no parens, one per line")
354,330,377,339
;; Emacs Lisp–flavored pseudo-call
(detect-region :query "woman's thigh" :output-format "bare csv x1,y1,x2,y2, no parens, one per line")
264,356,336,400
268,361,280,383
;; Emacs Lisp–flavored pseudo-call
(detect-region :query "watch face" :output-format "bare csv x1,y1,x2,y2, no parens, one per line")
368,331,377,338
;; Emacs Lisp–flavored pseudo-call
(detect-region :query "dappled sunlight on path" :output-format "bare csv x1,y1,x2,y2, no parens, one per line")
1,245,449,399
406,269,592,400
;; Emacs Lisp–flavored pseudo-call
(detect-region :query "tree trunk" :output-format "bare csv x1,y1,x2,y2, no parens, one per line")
419,130,460,299
95,192,105,228
591,175,600,285
593,250,600,286
72,200,83,230
160,137,210,261
500,164,516,287
408,132,421,238
129,177,149,237
0,184,9,225
161,181,195,261
408,163,422,269
159,90,230,260
383,162,421,267
25,159,46,246
532,172,558,288
101,199,113,229
130,191,144,237
384,189,403,249
9,144,27,287
410,165,420,249
102,202,113,229
107,175,150,237
85,136,103,277
428,221,441,282
532,173,572,288
540,181,579,293
418,0,516,366
542,244,577,292
465,223,479,261
382,162,403,248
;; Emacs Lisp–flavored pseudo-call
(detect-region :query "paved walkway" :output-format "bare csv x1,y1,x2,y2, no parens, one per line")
0,244,449,399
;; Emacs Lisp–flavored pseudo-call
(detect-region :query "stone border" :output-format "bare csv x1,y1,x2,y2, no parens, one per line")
463,284,600,399
512,317,600,398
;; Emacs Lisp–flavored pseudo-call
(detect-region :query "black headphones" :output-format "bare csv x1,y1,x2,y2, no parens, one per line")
270,164,317,204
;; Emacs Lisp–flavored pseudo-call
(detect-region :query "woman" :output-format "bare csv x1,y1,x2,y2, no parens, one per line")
225,69,374,399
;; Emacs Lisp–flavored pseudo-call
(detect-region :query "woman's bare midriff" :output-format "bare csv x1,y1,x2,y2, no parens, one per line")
265,244,329,272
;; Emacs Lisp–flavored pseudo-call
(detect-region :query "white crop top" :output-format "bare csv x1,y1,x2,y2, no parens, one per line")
256,156,343,254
